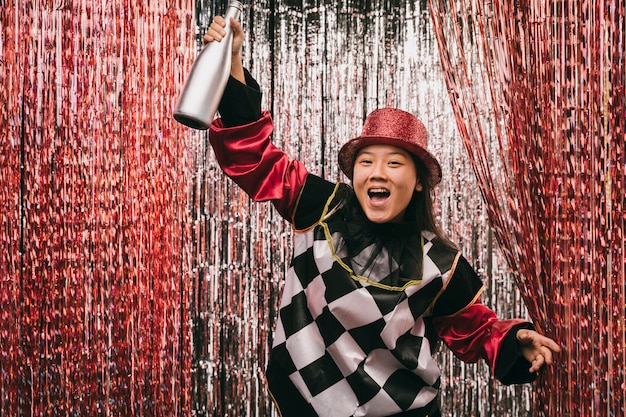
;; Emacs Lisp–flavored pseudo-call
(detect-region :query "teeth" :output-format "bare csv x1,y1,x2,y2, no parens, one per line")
368,188,390,197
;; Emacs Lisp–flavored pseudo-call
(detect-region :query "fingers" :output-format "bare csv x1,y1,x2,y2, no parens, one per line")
516,329,562,373
203,17,243,49
517,329,562,352
529,353,544,373
230,18,243,34
203,16,227,43
543,335,562,352
528,343,557,372
538,345,554,366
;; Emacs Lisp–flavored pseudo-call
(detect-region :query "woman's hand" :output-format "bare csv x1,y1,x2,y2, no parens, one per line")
203,16,244,56
203,16,245,84
517,329,561,373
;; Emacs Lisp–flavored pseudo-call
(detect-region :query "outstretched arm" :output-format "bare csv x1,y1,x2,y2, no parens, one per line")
430,256,561,384
433,304,561,384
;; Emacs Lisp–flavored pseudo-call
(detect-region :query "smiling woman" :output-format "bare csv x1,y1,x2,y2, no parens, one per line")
352,144,420,224
2,0,622,416
203,14,561,417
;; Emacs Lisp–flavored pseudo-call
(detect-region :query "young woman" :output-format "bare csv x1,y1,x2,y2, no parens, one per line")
202,16,561,417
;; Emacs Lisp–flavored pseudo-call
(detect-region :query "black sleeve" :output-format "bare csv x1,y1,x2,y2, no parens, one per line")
293,175,338,230
495,322,537,385
431,255,484,317
217,66,263,127
433,257,537,384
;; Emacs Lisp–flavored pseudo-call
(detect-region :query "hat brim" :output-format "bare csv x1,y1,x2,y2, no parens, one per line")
338,135,442,186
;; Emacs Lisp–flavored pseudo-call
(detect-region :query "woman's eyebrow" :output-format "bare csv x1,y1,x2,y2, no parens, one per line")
357,150,410,157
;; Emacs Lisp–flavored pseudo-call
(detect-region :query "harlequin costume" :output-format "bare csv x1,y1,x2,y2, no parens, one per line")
208,70,536,417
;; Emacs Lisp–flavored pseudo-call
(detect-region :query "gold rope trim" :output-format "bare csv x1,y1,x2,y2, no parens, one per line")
425,251,485,317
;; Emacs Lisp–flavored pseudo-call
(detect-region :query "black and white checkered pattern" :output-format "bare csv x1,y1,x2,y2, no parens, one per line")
267,220,462,417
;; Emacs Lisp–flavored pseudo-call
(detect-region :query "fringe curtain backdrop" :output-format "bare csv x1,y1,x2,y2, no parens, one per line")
0,0,195,415
429,0,625,416
190,1,532,415
1,2,623,417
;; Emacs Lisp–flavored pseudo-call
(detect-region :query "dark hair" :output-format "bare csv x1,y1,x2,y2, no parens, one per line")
411,157,457,250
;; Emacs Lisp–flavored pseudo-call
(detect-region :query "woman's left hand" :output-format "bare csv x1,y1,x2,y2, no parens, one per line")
516,329,561,373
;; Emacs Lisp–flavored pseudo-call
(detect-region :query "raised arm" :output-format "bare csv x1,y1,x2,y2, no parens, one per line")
203,16,309,221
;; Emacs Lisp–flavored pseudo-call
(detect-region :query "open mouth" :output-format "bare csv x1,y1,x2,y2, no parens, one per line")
368,188,390,203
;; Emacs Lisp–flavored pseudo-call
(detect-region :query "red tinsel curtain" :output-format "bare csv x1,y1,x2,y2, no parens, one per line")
429,0,625,415
0,0,194,415
3,0,623,415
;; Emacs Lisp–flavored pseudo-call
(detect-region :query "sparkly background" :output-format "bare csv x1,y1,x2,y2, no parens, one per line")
0,1,623,417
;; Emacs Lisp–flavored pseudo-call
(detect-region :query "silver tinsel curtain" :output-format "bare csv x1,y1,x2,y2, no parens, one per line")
1,1,623,417
189,1,532,415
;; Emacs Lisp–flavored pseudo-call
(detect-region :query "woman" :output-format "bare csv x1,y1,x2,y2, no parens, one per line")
202,16,560,417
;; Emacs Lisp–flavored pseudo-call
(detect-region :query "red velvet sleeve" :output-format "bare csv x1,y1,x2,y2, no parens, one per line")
208,111,309,221
432,302,528,372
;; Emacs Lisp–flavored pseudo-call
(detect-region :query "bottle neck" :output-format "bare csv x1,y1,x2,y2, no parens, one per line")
225,2,243,21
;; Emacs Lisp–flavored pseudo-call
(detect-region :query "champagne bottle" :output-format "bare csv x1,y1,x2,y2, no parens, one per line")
173,1,243,130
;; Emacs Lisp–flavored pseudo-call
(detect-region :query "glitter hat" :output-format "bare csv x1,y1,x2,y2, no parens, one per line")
338,108,442,185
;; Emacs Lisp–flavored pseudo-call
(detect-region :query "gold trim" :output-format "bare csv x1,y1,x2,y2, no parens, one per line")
446,286,485,317
292,183,344,234
425,251,485,317
266,388,284,417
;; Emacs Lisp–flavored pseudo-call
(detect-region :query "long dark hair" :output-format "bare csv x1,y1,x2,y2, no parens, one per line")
337,155,456,283
411,157,457,251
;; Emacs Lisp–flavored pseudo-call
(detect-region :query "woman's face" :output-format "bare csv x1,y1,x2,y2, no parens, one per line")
352,144,423,224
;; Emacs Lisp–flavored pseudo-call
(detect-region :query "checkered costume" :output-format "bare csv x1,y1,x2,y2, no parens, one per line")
266,181,478,417
210,70,537,417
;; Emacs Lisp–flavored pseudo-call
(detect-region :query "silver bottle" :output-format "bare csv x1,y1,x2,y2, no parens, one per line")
173,1,243,130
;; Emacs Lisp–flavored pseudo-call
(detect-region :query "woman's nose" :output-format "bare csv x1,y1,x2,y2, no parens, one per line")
370,162,387,179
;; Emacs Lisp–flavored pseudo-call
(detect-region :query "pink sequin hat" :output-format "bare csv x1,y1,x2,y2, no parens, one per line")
338,108,442,185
